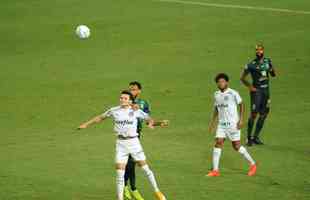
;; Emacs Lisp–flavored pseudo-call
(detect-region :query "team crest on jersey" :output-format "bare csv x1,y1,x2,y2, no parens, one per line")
129,111,134,117
224,96,229,101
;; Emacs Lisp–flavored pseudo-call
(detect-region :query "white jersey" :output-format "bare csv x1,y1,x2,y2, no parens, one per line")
101,106,150,137
214,88,242,127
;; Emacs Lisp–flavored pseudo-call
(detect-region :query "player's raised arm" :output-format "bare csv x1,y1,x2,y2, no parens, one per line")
77,108,112,130
77,114,107,130
145,118,169,129
136,109,169,129
208,107,218,133
153,120,169,128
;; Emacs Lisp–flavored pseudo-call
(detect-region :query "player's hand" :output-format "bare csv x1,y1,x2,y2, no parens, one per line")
249,86,257,92
147,122,155,129
131,103,139,111
160,120,169,128
237,120,243,130
77,124,88,130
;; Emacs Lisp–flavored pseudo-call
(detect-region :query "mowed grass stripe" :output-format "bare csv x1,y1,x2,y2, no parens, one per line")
155,0,310,15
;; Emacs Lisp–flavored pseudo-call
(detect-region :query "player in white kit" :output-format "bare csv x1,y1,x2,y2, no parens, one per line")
78,90,167,200
207,73,257,177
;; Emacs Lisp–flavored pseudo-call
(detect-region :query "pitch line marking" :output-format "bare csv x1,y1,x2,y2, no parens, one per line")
155,0,310,15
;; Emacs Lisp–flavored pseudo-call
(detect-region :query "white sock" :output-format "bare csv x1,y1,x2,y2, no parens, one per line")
212,147,222,171
238,146,255,165
141,165,160,192
116,169,125,200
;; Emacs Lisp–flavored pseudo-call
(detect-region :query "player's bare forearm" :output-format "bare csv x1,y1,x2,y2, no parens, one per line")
78,115,105,129
153,120,169,127
239,103,245,122
208,108,218,133
240,71,250,87
241,71,257,92
237,103,245,129
146,118,169,129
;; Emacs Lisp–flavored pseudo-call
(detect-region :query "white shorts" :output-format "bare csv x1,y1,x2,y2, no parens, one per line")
115,137,146,164
215,126,241,141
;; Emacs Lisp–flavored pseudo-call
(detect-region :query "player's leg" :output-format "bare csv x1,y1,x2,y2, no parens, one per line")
207,127,225,176
213,138,225,171
253,111,268,144
247,92,258,146
230,131,257,176
253,91,270,144
127,157,143,200
232,141,255,165
124,156,135,200
131,139,166,200
136,160,166,200
116,163,127,200
115,140,130,200
128,160,137,191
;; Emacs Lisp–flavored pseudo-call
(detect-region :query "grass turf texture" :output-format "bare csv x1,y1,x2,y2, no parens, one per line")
1,0,310,199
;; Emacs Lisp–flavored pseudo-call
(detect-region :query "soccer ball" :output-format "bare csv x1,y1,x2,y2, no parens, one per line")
75,25,90,39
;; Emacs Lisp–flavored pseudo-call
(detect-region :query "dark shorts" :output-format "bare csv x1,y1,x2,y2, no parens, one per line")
250,89,270,114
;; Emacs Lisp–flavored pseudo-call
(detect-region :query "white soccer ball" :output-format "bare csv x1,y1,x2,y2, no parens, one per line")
75,25,90,39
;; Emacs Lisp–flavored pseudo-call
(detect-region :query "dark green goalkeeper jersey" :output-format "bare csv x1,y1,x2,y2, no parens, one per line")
244,57,275,89
134,98,150,134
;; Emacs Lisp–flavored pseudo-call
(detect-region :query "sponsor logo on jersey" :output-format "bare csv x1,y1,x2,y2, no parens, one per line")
115,120,134,125
217,104,229,108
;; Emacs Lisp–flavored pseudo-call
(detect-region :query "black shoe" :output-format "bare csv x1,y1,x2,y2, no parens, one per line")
246,138,254,146
253,137,264,145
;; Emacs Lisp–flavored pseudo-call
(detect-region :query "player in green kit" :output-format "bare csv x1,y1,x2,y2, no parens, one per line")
124,81,168,200
240,44,277,146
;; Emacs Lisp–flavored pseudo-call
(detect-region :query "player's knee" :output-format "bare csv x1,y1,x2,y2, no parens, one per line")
116,163,126,170
250,112,258,119
259,113,268,119
215,144,222,148
264,109,270,116
136,160,147,168
232,142,241,151
215,140,224,148
233,145,240,151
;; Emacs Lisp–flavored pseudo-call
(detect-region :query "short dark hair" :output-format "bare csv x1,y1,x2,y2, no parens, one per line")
256,43,264,49
215,73,229,82
129,81,142,90
121,90,134,101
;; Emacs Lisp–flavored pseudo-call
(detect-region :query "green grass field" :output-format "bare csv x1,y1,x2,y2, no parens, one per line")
1,0,310,199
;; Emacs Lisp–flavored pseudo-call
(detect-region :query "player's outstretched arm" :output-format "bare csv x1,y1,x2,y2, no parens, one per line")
153,120,169,128
145,118,169,129
208,108,218,133
77,115,106,130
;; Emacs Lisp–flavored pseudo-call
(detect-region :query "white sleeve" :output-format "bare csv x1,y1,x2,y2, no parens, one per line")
136,109,150,120
234,91,242,104
101,108,112,118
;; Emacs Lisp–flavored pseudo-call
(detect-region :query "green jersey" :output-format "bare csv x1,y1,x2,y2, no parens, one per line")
134,98,150,133
244,57,275,89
